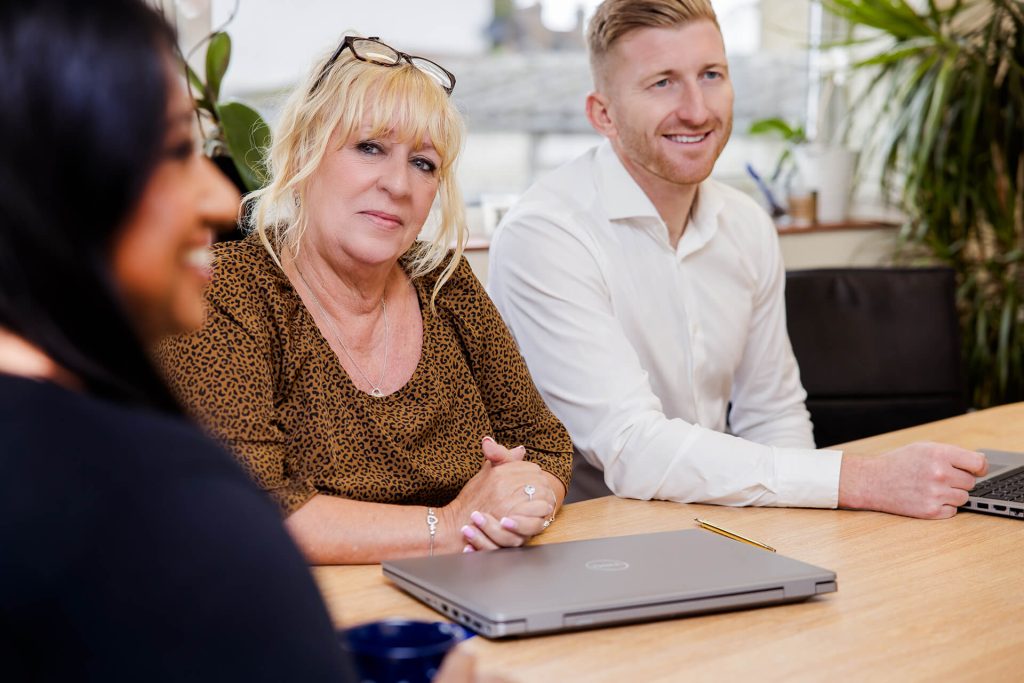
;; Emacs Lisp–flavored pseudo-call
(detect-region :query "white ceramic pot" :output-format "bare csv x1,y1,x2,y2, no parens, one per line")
793,145,859,224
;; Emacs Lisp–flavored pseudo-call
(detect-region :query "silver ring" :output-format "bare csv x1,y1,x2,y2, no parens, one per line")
542,519,551,529
524,484,536,501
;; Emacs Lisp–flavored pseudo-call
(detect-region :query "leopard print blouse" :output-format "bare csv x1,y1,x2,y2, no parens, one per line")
157,236,572,515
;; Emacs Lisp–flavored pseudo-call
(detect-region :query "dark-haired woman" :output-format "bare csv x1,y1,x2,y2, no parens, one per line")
0,1,358,679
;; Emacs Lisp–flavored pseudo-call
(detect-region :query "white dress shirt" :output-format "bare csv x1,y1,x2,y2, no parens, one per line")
488,141,842,508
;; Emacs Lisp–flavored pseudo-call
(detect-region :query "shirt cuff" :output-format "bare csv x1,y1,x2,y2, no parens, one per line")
772,446,843,508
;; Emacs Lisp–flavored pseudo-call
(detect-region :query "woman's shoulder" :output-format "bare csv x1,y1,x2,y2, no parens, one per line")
410,247,510,337
0,375,283,544
411,246,477,298
206,234,298,320
210,234,285,292
0,376,348,680
0,376,247,541
0,375,233,478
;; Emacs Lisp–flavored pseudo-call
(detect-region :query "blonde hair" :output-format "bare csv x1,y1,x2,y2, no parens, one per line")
587,0,720,87
244,41,467,308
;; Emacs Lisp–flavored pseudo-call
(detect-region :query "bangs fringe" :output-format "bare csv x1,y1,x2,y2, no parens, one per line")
246,47,467,309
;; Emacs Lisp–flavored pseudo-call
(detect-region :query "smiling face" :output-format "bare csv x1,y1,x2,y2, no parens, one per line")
302,121,441,271
110,69,239,343
589,20,733,198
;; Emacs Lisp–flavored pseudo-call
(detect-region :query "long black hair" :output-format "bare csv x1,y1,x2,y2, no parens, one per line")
0,0,184,413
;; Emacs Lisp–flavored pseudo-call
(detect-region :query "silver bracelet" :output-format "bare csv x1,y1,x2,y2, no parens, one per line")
543,492,557,529
426,507,438,556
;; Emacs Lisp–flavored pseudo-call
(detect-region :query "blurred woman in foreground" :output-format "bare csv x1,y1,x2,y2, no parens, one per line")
1,1,375,679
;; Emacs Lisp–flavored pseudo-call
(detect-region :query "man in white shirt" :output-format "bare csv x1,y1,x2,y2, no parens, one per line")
487,0,986,518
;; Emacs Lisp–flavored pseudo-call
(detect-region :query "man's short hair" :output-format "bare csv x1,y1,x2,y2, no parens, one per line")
587,0,720,87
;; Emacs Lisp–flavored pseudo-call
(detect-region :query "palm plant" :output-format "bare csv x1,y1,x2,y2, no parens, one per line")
826,0,1024,407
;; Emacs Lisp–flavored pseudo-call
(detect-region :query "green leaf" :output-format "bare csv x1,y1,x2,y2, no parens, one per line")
205,31,232,104
748,118,801,141
957,58,988,193
868,57,936,205
185,62,205,96
997,291,1016,393
850,60,898,113
852,38,932,68
975,305,989,363
824,0,932,39
914,54,957,182
217,101,271,192
771,148,793,182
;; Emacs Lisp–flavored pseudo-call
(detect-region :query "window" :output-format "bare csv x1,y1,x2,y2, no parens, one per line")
171,0,815,229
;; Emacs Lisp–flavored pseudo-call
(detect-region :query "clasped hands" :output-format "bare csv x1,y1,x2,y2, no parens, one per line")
441,436,557,553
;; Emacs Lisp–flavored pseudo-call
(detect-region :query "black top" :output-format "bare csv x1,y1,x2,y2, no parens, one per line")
0,374,355,681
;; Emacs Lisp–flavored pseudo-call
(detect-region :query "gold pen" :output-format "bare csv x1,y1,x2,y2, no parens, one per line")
694,518,776,552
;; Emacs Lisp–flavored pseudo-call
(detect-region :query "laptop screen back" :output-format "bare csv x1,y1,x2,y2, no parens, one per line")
383,529,837,637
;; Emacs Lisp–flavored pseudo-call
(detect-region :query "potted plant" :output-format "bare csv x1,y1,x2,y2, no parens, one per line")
747,117,807,221
185,30,270,194
749,117,807,186
749,116,859,225
825,0,1024,407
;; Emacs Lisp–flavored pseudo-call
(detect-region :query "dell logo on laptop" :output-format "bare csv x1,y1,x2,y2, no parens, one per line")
585,559,630,571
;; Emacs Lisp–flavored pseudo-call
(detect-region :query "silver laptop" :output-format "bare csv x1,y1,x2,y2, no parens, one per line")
382,529,837,638
961,449,1024,519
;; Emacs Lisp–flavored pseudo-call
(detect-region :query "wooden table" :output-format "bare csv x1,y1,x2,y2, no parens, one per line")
313,404,1024,681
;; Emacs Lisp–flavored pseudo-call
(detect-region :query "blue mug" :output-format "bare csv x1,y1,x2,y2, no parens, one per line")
340,619,470,683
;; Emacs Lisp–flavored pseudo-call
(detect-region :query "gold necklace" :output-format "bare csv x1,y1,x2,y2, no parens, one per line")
295,267,389,397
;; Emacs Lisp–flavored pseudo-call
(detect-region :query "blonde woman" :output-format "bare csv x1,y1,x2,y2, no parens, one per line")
159,36,571,564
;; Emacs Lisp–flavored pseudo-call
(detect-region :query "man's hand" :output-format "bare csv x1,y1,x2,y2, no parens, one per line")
838,442,988,519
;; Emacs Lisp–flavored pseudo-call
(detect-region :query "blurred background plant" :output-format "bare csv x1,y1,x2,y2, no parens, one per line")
746,117,809,218
183,3,269,193
748,116,808,187
828,0,1024,408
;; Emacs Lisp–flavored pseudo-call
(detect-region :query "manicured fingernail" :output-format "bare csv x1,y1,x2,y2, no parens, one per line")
470,511,486,526
463,545,475,553
482,436,495,444
461,525,476,539
500,517,517,530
